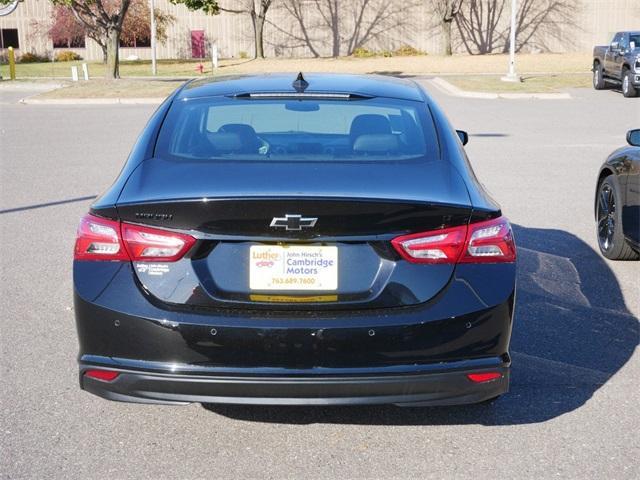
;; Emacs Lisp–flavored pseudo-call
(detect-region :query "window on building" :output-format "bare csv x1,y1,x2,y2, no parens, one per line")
134,35,151,48
120,34,151,48
53,36,86,49
0,28,19,49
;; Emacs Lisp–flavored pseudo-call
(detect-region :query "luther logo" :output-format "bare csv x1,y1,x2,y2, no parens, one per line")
270,214,318,231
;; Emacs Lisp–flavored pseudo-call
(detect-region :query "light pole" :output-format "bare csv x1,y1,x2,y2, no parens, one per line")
150,0,157,76
501,0,520,82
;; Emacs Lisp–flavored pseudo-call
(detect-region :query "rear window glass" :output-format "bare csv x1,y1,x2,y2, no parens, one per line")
156,96,439,162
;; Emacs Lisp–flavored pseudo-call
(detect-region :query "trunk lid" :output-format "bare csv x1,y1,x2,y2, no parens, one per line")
114,158,473,310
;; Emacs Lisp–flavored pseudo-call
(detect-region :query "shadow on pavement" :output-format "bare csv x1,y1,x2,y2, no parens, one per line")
0,195,96,214
470,133,510,138
203,225,638,425
366,71,417,78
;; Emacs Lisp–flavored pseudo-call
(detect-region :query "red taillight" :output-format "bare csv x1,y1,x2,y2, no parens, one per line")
466,372,502,383
391,216,516,264
458,217,516,264
121,222,196,262
85,369,120,382
74,215,129,261
74,214,196,262
391,225,467,264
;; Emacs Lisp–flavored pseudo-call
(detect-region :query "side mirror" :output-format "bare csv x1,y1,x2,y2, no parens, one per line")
456,130,469,146
610,41,620,51
627,129,640,147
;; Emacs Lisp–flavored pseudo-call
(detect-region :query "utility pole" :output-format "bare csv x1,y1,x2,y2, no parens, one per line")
150,0,157,76
501,0,520,82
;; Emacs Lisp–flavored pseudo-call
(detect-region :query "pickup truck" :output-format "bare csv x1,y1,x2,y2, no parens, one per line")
593,31,640,97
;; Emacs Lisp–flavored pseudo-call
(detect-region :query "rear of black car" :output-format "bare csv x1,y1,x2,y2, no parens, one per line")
73,74,516,406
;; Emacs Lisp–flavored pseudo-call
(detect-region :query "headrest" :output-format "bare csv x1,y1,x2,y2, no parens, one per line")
218,123,258,137
350,114,392,140
352,134,399,154
206,132,242,152
218,123,262,153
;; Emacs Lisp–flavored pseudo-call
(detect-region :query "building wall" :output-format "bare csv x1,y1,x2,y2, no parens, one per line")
1,0,639,61
0,0,50,54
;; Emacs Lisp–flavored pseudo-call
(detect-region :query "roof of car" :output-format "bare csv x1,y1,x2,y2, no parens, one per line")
178,73,427,102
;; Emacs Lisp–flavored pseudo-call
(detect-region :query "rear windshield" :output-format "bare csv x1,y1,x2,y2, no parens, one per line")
156,96,440,162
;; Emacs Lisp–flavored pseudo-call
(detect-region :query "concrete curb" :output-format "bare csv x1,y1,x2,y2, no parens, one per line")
0,82,64,92
428,77,572,100
20,97,165,105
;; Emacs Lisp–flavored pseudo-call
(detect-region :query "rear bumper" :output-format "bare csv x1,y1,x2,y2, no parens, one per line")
75,261,515,406
80,358,510,406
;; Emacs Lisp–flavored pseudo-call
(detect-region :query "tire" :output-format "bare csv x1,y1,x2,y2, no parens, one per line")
593,63,606,90
622,68,638,98
596,177,639,260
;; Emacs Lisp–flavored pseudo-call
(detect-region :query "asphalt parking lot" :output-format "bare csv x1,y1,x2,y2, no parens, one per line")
1,82,639,479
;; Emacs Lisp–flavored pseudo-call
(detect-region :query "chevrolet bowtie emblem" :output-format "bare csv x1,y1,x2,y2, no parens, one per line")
270,214,318,231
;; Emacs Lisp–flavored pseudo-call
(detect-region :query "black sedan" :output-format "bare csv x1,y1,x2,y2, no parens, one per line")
595,129,640,260
73,73,517,407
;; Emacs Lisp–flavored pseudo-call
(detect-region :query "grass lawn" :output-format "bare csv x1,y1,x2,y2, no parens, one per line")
0,58,216,78
2,53,593,98
1,52,591,79
444,73,593,93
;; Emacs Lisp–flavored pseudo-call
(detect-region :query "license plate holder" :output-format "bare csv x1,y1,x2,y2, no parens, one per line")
249,245,338,291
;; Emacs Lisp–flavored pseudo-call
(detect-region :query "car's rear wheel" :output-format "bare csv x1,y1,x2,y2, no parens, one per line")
593,63,606,90
596,177,639,260
622,68,638,98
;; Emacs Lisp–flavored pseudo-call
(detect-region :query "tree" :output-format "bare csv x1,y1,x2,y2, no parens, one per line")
40,2,174,64
52,0,132,79
508,0,578,53
277,0,410,58
120,1,175,50
455,0,505,54
278,0,321,57
170,0,273,59
425,0,463,55
47,5,87,48
219,1,273,59
168,0,220,15
455,0,579,54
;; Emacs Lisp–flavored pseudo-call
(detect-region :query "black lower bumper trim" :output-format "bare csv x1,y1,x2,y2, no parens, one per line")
80,365,510,407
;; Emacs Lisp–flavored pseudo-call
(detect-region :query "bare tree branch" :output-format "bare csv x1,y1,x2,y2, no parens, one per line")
455,0,580,54
425,0,464,55
277,0,415,57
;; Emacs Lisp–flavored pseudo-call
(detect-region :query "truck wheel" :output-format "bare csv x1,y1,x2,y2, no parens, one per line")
593,63,606,90
622,68,638,97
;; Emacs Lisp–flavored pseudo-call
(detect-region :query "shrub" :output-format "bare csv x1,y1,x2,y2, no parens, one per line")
19,52,50,63
393,45,424,56
352,47,375,58
238,51,248,59
54,50,82,62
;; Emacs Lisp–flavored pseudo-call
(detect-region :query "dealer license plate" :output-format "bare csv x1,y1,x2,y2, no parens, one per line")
249,245,338,291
